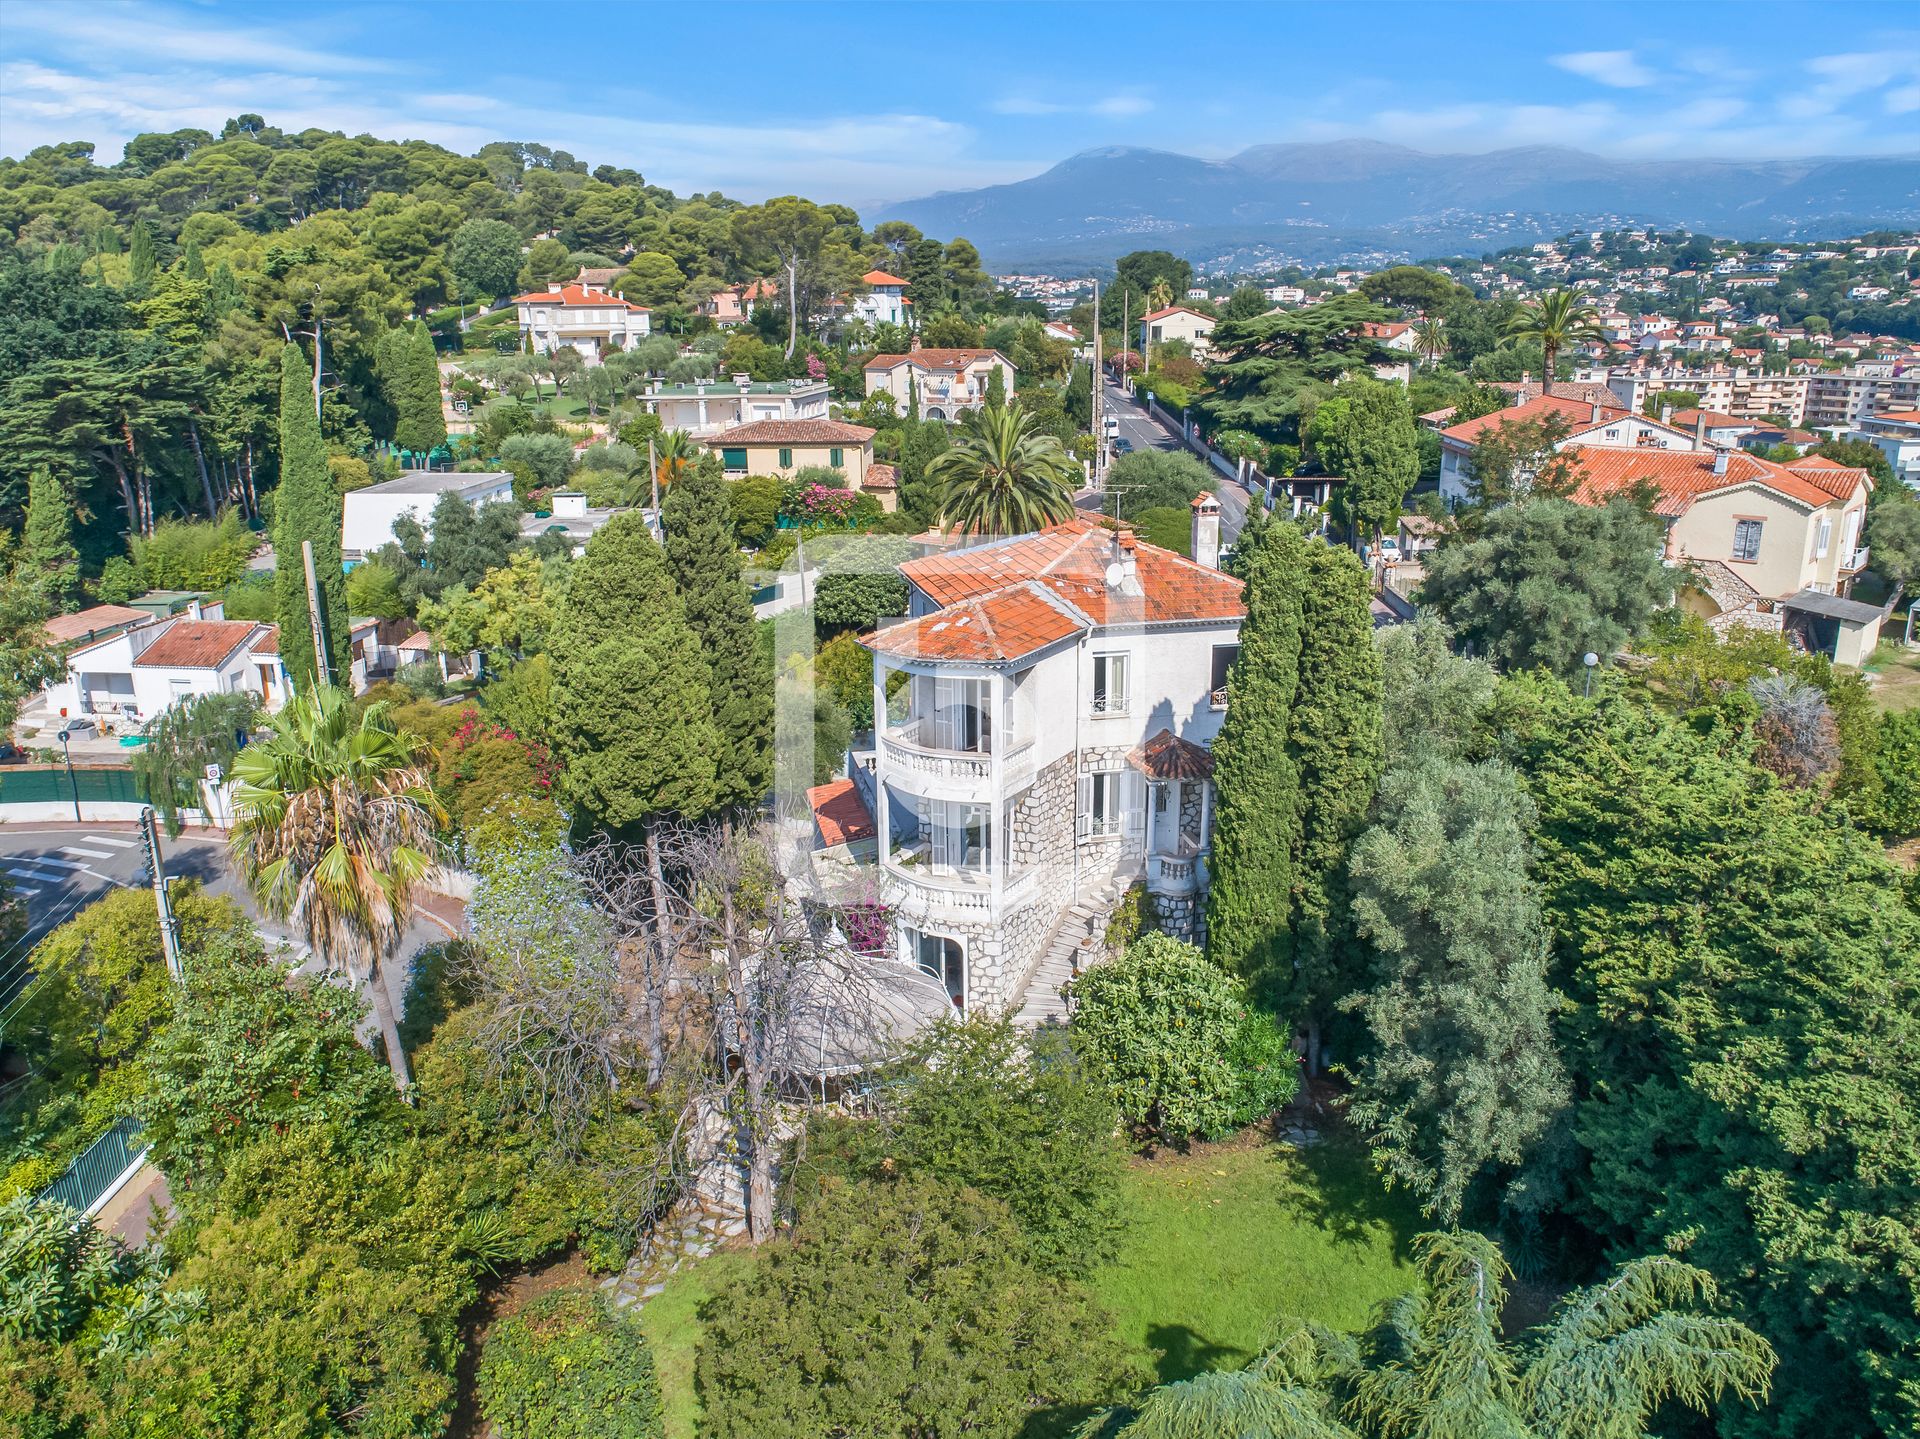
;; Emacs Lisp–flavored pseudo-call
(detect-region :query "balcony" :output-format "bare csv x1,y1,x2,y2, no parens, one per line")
1841,546,1870,574
881,858,1039,918
1146,852,1204,896
876,717,1034,798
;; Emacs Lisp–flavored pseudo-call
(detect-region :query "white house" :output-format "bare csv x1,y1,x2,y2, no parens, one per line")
851,269,910,327
633,376,830,436
513,283,651,361
1850,409,1920,489
1140,305,1215,359
826,514,1245,1020
341,471,516,561
44,609,288,730
862,348,1018,422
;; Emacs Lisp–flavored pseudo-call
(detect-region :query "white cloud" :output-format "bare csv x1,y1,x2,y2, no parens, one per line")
2,2,397,75
1550,50,1656,88
991,92,1152,118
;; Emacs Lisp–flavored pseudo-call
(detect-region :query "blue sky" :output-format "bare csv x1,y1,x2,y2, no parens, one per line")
2,1,1915,212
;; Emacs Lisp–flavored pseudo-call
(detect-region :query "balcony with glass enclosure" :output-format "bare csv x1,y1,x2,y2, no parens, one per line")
873,664,1036,798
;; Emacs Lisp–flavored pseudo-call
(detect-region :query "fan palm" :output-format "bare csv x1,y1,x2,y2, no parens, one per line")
655,427,699,491
928,402,1080,537
1082,1229,1773,1439
1413,315,1448,367
1146,278,1175,313
1503,288,1605,398
228,684,445,1095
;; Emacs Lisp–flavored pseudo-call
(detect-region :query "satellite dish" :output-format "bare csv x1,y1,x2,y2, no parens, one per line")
1104,561,1125,587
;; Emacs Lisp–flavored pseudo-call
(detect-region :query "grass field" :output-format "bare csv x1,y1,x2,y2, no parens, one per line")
1864,636,1920,713
634,1127,1419,1436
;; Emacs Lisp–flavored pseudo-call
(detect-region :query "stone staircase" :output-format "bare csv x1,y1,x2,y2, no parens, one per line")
1012,877,1129,1027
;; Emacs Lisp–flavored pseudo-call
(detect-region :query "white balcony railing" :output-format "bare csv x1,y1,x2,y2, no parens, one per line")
882,861,1038,916
878,730,992,785
1146,853,1201,894
1842,546,1870,573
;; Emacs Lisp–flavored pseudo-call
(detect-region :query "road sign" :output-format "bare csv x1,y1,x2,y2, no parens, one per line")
204,763,223,783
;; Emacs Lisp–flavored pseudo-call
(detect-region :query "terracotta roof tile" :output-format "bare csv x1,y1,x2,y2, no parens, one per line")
1127,729,1215,780
511,282,647,311
865,582,1086,663
248,623,280,655
1142,305,1213,323
132,619,262,670
42,604,150,644
1783,457,1872,500
1564,446,1839,517
1442,393,1630,444
808,778,875,846
899,519,1245,628
704,419,875,446
863,349,1012,373
860,269,909,287
863,462,898,490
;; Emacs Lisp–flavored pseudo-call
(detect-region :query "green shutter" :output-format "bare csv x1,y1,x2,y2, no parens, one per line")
830,447,844,467
778,447,793,468
722,448,747,471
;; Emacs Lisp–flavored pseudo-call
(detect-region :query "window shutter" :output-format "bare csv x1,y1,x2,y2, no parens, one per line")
1123,770,1147,838
1076,777,1092,840
779,447,793,468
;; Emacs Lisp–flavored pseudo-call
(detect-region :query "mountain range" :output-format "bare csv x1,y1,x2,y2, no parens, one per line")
880,141,1920,272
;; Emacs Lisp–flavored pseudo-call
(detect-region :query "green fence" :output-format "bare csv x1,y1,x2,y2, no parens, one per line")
0,765,152,806
38,1117,147,1215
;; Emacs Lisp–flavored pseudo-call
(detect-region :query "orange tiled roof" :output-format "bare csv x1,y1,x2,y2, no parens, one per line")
863,462,898,490
131,619,261,669
863,348,1011,373
705,419,876,446
1783,457,1872,500
865,581,1087,663
1669,408,1753,430
1877,409,1920,423
248,623,280,655
860,269,909,287
1128,729,1215,780
1442,393,1629,445
1564,447,1841,517
42,604,150,644
808,778,875,846
512,282,648,311
1142,305,1213,324
899,518,1245,628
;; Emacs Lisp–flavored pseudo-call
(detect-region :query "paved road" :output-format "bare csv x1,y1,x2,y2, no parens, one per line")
1090,380,1252,549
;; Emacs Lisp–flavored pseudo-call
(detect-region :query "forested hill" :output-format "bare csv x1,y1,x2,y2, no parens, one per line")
0,116,986,556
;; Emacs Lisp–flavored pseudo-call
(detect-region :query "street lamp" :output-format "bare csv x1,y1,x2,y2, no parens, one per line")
1582,651,1599,699
57,725,80,822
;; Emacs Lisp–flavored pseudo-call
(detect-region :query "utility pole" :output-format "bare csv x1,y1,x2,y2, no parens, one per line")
1091,279,1104,492
312,315,324,419
648,435,660,514
139,806,183,981
301,540,334,688
1122,288,1130,393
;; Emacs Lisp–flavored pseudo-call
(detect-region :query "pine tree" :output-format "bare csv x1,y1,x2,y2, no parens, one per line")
663,463,773,814
1281,540,1383,1072
181,237,206,281
1205,517,1307,998
23,468,79,610
273,343,348,690
128,221,156,289
549,512,722,834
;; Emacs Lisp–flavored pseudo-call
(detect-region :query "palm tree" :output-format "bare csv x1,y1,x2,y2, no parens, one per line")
656,428,699,491
1146,277,1175,314
228,684,445,1095
928,402,1080,537
1082,1230,1774,1439
1413,315,1448,368
1503,288,1605,398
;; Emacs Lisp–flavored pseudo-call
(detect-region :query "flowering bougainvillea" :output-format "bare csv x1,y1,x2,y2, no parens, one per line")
797,485,859,525
839,897,893,955
805,353,827,381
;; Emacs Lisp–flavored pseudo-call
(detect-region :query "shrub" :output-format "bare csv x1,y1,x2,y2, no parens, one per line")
795,1018,1127,1273
479,1289,663,1439
498,433,575,491
1068,932,1298,1140
729,475,781,547
696,1176,1141,1438
129,510,256,591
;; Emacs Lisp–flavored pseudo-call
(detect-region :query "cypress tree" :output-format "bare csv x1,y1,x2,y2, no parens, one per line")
23,468,79,609
181,237,206,281
404,321,448,454
1205,517,1307,996
663,463,773,814
549,511,721,834
1282,539,1384,1072
273,343,348,690
128,221,156,289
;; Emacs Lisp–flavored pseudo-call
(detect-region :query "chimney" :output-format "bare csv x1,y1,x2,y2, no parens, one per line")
1712,448,1729,476
1591,403,1604,424
1515,372,1532,406
1694,412,1708,449
186,598,203,621
733,373,752,389
552,490,587,518
1660,403,1673,425
1107,527,1142,595
1191,492,1221,569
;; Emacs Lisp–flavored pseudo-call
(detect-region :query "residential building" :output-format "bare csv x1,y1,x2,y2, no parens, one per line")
863,348,1018,421
1140,306,1216,360
704,419,895,510
1562,447,1879,660
1849,409,1920,488
42,604,152,649
832,514,1244,1017
512,283,651,360
521,490,658,556
1362,321,1419,354
852,269,910,327
1437,393,1700,505
633,376,830,436
44,608,289,729
1668,408,1760,448
1804,368,1920,429
341,471,516,562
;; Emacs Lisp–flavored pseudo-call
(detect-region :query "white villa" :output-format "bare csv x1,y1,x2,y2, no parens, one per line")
830,505,1242,1021
1436,392,1701,506
341,470,516,561
513,282,651,360
43,604,291,729
862,348,1017,421
851,269,909,327
1140,305,1216,360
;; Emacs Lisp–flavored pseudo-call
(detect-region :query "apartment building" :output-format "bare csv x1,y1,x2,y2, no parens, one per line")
835,510,1243,1019
1606,365,1920,431
1437,392,1700,505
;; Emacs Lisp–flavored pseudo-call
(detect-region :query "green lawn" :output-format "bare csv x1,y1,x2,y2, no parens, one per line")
634,1130,1419,1435
1863,637,1920,713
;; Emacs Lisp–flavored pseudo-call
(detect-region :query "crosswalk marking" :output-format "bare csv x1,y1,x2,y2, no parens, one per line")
27,857,88,871
10,886,40,896
6,867,67,884
85,836,137,849
60,846,116,860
